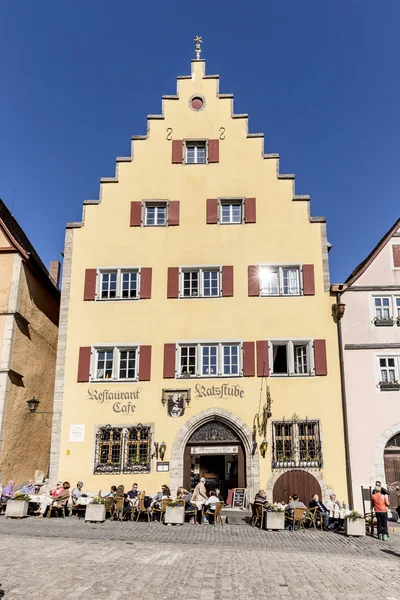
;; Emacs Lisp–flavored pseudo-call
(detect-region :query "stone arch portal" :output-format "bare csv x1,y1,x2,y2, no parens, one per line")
169,408,259,501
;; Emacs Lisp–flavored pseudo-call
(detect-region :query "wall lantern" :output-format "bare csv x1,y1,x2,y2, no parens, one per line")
26,396,53,415
159,441,167,461
259,439,268,458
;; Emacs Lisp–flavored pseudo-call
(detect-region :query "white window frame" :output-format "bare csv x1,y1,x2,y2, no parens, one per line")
269,340,314,377
375,355,399,389
373,296,392,320
184,141,207,165
177,342,242,378
260,265,302,297
97,268,140,301
144,201,168,227
91,345,140,382
219,199,244,225
370,295,400,323
180,267,221,298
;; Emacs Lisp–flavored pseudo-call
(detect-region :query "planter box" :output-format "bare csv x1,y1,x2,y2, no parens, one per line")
5,500,29,518
375,319,394,327
345,518,365,536
264,511,285,531
85,503,106,523
164,505,184,525
380,383,400,391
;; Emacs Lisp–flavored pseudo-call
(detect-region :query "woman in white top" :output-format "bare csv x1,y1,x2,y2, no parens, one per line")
203,490,220,524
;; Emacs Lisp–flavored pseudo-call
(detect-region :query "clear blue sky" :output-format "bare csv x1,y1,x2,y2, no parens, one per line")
1,1,399,283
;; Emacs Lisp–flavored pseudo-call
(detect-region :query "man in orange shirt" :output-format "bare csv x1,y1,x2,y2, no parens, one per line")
371,485,390,541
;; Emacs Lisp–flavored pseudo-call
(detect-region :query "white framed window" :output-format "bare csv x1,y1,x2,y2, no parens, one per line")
260,266,301,296
374,297,391,320
98,269,139,300
185,142,207,164
93,346,139,381
144,202,167,227
378,357,398,384
396,298,400,318
220,200,243,224
270,341,313,376
180,268,221,298
178,342,241,378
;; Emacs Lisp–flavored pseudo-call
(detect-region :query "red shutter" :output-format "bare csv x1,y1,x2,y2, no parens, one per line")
130,202,142,227
167,267,179,298
139,345,151,381
243,342,255,377
314,339,328,376
77,347,91,382
208,139,219,163
172,140,183,164
303,264,315,296
256,341,269,377
245,198,256,223
163,343,176,378
140,268,152,299
248,265,260,296
206,199,218,224
84,269,97,301
168,201,180,226
393,245,400,268
222,266,234,297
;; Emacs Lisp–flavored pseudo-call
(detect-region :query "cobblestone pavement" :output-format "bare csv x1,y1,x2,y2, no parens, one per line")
0,516,399,600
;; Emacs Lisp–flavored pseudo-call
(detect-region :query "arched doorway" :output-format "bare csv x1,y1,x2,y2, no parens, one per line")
384,433,400,508
183,420,246,501
273,470,322,504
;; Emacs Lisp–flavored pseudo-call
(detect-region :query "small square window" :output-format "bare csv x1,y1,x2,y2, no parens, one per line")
180,268,220,298
260,266,301,296
220,201,243,224
145,203,167,227
185,142,206,164
374,297,391,320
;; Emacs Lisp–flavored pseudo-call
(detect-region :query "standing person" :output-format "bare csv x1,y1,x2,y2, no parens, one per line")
192,477,207,502
371,485,390,541
375,481,389,496
1,480,15,502
309,494,330,530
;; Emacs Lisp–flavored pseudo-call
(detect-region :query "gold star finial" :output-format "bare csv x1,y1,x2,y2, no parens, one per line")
194,35,203,59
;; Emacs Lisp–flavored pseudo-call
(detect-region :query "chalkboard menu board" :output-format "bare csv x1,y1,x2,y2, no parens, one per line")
232,488,246,508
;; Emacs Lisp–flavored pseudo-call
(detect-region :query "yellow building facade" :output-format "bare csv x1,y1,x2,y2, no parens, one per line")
50,59,348,504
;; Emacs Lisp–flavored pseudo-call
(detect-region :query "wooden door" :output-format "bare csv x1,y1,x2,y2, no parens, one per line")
273,470,322,504
385,450,400,507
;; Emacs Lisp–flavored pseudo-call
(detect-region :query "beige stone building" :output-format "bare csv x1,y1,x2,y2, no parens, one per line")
0,200,60,485
50,57,348,504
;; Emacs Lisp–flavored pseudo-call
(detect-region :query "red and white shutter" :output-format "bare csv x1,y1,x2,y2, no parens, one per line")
130,202,142,227
244,198,256,224
314,339,327,376
167,267,179,298
171,140,183,164
243,342,255,377
206,199,218,224
248,265,260,296
302,264,315,296
163,343,176,378
77,347,91,382
256,341,269,377
208,139,219,163
168,201,180,226
84,269,97,301
139,346,151,381
222,266,234,297
393,245,400,268
140,268,152,299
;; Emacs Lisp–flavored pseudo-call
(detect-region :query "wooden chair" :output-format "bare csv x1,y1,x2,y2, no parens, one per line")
285,507,306,531
152,498,170,522
202,501,224,525
214,501,224,525
183,500,197,523
361,486,375,536
136,495,151,522
104,497,114,520
0,501,7,515
250,503,264,529
304,507,323,530
47,501,66,519
111,497,124,521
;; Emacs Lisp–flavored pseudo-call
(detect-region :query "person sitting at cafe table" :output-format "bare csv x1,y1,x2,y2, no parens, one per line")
127,483,139,500
20,480,36,495
285,494,306,511
1,480,15,502
152,485,171,508
71,481,86,503
254,490,269,508
309,494,330,530
101,486,117,499
35,482,71,517
203,490,220,524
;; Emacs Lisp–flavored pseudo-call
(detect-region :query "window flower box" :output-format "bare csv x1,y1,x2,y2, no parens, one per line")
5,499,29,518
379,381,400,391
85,502,106,523
164,504,184,525
264,509,285,531
345,513,365,536
374,318,394,327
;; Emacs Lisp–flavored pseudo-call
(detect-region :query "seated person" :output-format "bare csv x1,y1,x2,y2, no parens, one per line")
71,481,86,504
284,493,306,511
115,485,125,498
152,485,171,509
177,487,192,502
325,493,342,530
203,490,220,524
254,489,269,508
101,486,117,499
35,482,71,517
1,480,15,502
309,494,329,530
127,483,139,500
20,480,36,495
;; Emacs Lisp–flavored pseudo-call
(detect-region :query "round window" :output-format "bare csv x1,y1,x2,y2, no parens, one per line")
190,96,204,111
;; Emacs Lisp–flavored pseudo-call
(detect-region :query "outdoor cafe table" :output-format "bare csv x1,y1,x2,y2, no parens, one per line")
28,494,47,504
76,497,93,506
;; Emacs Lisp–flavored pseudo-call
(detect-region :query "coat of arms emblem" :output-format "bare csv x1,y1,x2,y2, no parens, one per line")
167,392,185,418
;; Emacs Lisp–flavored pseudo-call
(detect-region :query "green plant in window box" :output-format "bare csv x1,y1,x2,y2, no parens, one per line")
268,503,285,513
345,510,363,522
91,496,107,505
12,493,31,502
167,500,184,508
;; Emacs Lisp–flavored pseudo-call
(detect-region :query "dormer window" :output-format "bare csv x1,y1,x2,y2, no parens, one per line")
185,142,206,164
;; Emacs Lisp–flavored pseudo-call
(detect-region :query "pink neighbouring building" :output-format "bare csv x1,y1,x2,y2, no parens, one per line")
334,219,400,512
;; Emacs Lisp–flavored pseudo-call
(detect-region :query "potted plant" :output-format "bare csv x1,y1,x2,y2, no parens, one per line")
85,496,106,523
379,380,400,391
164,500,184,525
5,493,30,518
344,511,365,536
265,504,285,530
374,317,394,327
